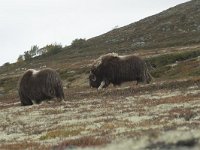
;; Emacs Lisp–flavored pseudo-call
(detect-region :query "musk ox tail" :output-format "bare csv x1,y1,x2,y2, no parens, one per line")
54,77,65,100
143,63,153,84
144,69,152,84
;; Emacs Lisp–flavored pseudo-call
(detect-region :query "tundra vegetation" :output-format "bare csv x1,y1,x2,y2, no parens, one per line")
0,0,200,149
0,44,199,149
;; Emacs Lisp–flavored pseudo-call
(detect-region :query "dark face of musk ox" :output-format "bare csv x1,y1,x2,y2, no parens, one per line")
89,70,102,88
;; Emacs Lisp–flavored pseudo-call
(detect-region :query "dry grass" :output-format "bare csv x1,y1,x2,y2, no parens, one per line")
0,43,200,149
0,76,199,149
53,136,111,150
0,142,50,150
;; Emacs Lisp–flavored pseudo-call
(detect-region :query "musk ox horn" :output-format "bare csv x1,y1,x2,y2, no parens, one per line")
90,73,96,81
18,68,65,106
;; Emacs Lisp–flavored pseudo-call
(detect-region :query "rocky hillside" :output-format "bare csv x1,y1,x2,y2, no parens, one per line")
82,0,200,53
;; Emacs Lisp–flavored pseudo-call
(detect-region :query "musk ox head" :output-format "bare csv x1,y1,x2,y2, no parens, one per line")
18,68,64,106
89,53,118,89
89,71,102,88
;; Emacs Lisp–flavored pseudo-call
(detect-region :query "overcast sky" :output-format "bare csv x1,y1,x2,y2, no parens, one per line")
0,0,190,66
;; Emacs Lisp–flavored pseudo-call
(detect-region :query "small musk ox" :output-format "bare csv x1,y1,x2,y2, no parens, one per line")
18,68,64,106
89,53,152,89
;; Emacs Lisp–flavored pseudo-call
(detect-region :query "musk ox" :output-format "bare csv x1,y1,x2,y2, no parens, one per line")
89,53,152,89
18,68,64,106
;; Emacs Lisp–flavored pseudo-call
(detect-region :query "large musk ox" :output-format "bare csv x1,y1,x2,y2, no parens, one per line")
89,53,152,89
18,68,64,106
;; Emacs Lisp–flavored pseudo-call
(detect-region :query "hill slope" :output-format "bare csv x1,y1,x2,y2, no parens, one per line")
82,0,200,54
0,0,200,94
0,1,200,149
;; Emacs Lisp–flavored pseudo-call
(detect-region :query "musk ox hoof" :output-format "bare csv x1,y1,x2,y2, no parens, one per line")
60,99,67,104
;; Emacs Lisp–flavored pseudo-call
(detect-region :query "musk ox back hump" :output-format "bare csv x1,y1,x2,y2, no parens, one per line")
18,68,64,106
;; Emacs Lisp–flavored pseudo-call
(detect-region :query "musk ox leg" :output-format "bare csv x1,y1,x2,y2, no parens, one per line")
146,72,152,84
98,79,109,90
55,85,65,101
21,98,33,106
136,77,142,85
20,95,33,106
19,91,33,106
98,81,105,90
34,98,44,104
142,69,152,84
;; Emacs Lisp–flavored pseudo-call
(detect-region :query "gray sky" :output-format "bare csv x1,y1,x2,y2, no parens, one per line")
0,0,190,66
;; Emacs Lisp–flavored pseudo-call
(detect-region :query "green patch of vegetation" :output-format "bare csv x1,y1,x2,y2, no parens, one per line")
71,38,88,49
0,76,19,93
77,67,90,74
146,50,200,68
67,76,78,82
59,69,76,79
55,136,111,148
189,69,200,76
0,142,49,150
39,128,83,140
151,66,172,78
44,44,63,56
59,67,90,83
147,50,200,79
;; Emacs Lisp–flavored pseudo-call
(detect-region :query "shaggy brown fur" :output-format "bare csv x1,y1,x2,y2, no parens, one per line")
89,53,152,89
18,68,64,106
